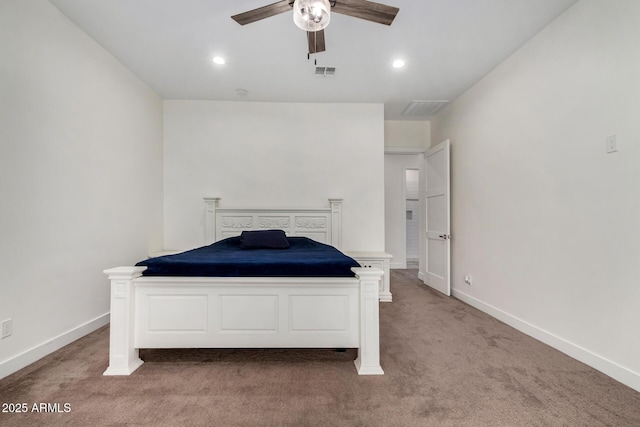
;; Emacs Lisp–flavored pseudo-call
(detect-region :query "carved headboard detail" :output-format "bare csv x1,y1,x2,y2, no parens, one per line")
203,198,343,249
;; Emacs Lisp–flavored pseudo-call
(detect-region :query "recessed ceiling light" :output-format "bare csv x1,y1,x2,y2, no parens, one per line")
213,56,226,65
392,59,405,68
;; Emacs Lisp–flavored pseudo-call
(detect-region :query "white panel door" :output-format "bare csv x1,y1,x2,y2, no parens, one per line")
423,140,451,295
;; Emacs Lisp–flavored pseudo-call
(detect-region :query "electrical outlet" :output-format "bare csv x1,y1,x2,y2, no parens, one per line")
1,319,12,339
464,275,472,285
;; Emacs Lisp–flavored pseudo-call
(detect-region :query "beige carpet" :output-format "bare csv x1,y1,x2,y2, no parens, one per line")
1,269,639,426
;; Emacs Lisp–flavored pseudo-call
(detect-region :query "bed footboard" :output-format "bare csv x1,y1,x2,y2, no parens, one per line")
103,266,146,375
103,267,384,376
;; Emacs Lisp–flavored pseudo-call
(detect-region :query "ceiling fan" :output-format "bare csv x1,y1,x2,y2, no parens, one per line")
231,0,399,55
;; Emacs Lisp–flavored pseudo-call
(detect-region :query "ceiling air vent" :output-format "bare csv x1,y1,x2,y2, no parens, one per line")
401,100,449,117
315,66,336,77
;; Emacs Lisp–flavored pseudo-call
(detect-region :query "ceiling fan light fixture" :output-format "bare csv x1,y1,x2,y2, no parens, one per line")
293,0,331,32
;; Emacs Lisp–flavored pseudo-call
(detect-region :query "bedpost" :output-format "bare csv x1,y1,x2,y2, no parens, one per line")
329,198,343,250
103,266,146,376
352,267,385,375
203,197,221,244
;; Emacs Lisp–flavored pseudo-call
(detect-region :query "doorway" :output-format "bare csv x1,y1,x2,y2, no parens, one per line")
405,168,419,269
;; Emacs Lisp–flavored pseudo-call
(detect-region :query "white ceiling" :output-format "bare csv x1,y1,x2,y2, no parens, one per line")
49,0,577,120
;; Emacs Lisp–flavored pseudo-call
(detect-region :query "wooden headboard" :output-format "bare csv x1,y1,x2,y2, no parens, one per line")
203,198,343,249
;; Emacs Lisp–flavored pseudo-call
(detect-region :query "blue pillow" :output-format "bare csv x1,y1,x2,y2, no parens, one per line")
239,229,290,249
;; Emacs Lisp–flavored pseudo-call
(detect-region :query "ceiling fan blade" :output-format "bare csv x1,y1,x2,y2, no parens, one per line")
231,0,292,25
307,30,326,54
332,0,399,25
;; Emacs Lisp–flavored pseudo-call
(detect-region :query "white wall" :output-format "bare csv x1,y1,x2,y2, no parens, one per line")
384,155,421,268
384,121,430,151
431,0,640,391
0,0,164,378
164,101,385,252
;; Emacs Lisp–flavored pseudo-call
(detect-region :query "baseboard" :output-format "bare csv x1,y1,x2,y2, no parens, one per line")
0,313,109,381
451,288,640,393
390,261,406,269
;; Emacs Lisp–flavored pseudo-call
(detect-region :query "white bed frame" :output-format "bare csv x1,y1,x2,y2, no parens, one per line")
104,198,384,376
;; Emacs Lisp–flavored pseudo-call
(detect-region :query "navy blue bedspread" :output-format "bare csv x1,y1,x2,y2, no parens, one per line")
136,237,361,277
